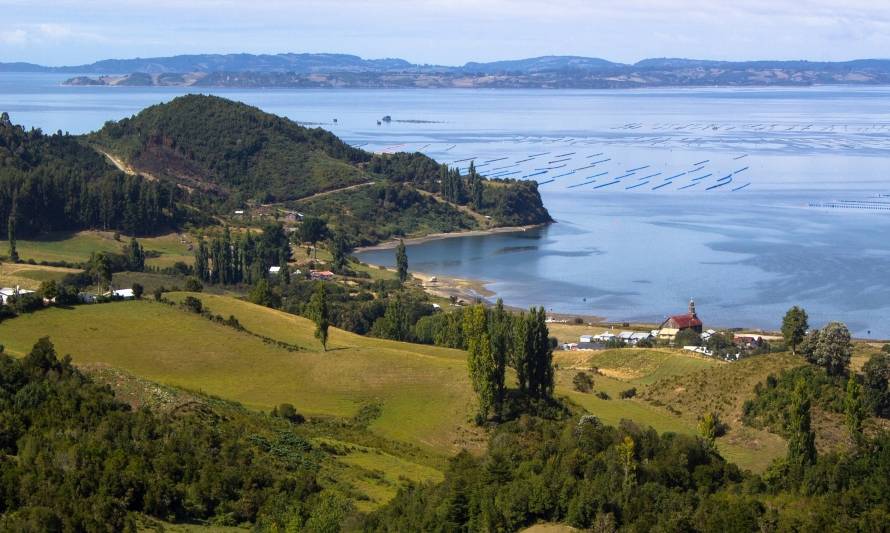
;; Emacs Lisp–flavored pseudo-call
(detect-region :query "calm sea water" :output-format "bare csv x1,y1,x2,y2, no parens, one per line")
2,74,890,337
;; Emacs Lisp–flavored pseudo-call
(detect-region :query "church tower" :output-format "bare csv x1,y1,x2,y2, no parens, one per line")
688,299,697,318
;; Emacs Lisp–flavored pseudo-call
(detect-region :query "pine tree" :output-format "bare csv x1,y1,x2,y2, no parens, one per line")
845,374,866,449
309,282,330,351
396,239,408,284
787,379,817,467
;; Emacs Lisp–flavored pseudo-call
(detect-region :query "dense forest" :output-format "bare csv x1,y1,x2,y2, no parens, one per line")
0,338,339,531
0,113,178,238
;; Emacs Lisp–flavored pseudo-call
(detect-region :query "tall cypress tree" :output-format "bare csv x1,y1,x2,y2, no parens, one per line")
396,240,408,284
465,304,496,420
845,374,866,449
488,299,508,417
512,311,531,393
787,379,817,467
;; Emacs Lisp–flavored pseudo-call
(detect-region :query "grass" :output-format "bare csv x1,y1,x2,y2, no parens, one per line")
0,296,478,456
581,348,720,385
0,262,81,290
13,230,193,268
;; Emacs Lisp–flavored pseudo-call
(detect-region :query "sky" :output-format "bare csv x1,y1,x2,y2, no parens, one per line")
2,0,890,66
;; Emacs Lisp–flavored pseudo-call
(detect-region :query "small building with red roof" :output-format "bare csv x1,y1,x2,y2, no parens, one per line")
658,300,704,340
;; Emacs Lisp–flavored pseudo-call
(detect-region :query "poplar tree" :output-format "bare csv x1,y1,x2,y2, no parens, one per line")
7,192,18,262
465,304,496,420
488,300,509,417
512,311,531,393
309,282,330,351
787,379,817,467
396,239,408,284
845,374,866,449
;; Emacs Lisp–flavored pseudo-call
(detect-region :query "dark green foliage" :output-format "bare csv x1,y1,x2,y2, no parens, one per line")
196,224,290,286
92,94,369,203
787,379,817,467
573,371,594,392
605,338,627,349
619,387,637,399
296,182,476,247
0,338,323,530
782,306,809,355
184,276,203,292
365,416,743,531
329,230,351,272
131,282,144,299
0,118,176,238
181,295,203,313
125,237,145,271
863,352,890,418
299,215,328,259
271,403,305,424
395,239,408,284
675,328,702,347
743,365,846,435
249,279,280,308
845,374,866,448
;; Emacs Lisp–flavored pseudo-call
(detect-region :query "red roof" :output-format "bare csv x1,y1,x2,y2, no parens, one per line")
667,314,702,329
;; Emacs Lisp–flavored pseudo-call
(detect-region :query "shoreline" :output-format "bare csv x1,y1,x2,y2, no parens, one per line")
354,223,546,253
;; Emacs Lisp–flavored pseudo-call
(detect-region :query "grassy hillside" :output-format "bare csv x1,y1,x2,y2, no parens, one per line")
13,230,192,268
0,297,482,456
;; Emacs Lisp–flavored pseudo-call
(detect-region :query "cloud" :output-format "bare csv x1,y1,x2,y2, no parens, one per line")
0,22,107,47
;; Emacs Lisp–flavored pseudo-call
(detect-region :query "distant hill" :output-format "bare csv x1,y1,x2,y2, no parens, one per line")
6,52,890,88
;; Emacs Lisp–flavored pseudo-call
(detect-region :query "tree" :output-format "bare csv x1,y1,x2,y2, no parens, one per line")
617,436,637,499
845,374,866,449
89,252,112,293
375,293,410,342
249,279,280,308
863,352,890,418
464,304,496,420
309,282,330,351
7,197,18,262
330,231,350,272
698,412,719,449
782,306,809,356
804,322,852,376
125,237,145,271
527,307,554,400
299,216,328,260
488,300,508,416
184,277,203,292
511,311,531,393
572,372,593,393
787,379,817,467
675,328,702,347
395,239,409,284
131,283,144,300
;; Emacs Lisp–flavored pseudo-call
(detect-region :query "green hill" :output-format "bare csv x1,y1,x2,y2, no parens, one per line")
91,94,369,202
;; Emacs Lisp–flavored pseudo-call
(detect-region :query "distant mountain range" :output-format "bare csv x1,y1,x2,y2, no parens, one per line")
4,53,890,88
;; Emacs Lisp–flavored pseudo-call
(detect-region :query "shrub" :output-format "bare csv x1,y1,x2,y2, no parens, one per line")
605,338,626,349
131,283,144,299
184,277,204,292
572,372,594,393
271,403,305,424
619,387,637,399
596,391,610,400
182,296,203,314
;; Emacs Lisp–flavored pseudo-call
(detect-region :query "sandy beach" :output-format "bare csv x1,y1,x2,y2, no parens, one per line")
353,224,546,253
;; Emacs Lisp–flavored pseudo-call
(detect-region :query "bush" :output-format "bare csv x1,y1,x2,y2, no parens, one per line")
131,283,144,299
596,391,610,400
675,329,702,347
184,277,203,292
182,296,203,314
271,403,306,424
619,387,637,399
604,338,626,349
572,372,594,393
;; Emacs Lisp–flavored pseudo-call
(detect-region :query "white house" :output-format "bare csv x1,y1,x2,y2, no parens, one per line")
579,335,594,343
0,286,35,305
109,288,135,299
593,332,616,342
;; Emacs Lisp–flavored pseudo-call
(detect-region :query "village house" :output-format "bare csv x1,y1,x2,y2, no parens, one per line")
310,270,335,281
658,300,703,340
0,286,35,305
